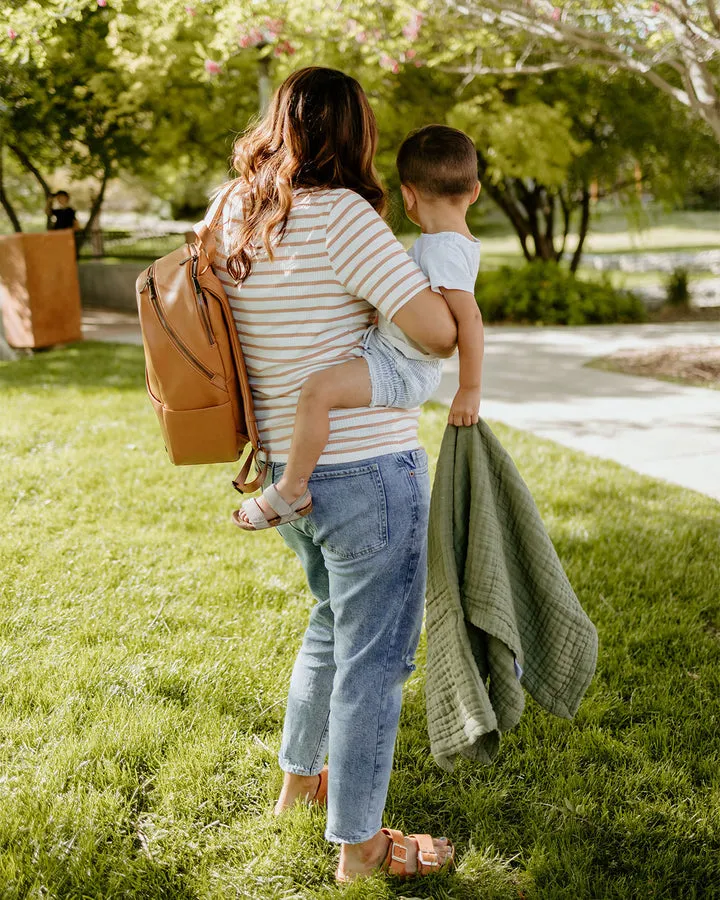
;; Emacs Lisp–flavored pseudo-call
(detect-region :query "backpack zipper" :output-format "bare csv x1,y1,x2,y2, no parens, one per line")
144,267,215,381
189,251,215,346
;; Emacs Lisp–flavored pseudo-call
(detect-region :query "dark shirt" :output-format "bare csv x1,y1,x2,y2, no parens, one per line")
50,207,76,230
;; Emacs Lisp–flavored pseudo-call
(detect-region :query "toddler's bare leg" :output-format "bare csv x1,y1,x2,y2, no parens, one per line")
277,358,372,501
238,359,371,525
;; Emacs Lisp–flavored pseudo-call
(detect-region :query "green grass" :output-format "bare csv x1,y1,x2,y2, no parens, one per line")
1,343,719,899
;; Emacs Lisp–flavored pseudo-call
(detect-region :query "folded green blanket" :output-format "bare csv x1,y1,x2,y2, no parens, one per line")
425,421,598,770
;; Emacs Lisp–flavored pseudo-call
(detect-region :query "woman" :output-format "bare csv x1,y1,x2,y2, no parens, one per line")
199,67,457,882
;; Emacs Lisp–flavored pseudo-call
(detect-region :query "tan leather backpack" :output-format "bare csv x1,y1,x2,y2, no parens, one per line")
135,185,266,493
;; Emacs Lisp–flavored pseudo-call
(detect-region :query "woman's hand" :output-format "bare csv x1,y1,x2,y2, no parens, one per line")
448,386,480,427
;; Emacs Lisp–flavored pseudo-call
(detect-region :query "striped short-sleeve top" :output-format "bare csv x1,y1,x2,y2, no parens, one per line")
203,186,431,464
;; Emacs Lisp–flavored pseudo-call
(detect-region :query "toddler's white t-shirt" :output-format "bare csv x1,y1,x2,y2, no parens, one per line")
378,231,481,361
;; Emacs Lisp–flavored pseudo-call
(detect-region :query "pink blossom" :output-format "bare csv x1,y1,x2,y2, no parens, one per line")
97,0,107,7
551,6,561,20
406,48,416,59
264,17,284,34
651,1,660,10
355,30,368,44
380,53,400,74
184,5,196,15
414,59,424,68
274,40,296,56
238,27,264,48
204,59,222,74
402,10,423,40
7,28,17,40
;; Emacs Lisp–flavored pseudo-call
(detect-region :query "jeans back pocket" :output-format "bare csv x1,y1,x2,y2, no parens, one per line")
308,463,388,560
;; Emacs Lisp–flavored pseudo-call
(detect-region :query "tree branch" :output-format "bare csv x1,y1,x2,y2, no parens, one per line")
8,143,53,228
705,0,720,36
570,187,591,273
439,0,720,141
0,144,23,233
8,143,52,198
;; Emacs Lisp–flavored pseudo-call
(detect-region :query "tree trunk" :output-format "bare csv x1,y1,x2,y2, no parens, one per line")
558,189,572,259
258,55,272,115
570,187,591,273
477,154,595,268
477,162,533,260
0,144,22,233
76,167,110,254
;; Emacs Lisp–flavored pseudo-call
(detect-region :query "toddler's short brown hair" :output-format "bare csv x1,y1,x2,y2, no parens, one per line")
396,125,478,197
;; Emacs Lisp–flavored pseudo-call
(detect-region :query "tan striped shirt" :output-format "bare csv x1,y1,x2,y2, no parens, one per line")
202,187,431,463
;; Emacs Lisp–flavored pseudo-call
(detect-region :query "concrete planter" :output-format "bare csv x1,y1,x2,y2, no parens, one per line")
78,261,144,311
0,231,82,349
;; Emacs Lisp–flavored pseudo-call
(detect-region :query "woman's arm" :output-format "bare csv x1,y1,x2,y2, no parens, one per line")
325,191,457,357
391,287,458,358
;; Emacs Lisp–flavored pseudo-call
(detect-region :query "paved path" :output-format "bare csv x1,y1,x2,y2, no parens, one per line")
436,322,720,501
83,309,720,502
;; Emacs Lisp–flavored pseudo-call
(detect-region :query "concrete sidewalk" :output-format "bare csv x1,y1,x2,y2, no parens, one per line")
82,308,720,502
436,322,720,501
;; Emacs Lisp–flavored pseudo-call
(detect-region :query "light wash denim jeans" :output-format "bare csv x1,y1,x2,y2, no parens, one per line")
266,448,430,844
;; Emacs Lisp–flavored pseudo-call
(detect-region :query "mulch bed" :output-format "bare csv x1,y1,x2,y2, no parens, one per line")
599,345,720,387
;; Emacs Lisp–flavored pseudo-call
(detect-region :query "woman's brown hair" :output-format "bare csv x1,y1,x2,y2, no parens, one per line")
227,67,386,283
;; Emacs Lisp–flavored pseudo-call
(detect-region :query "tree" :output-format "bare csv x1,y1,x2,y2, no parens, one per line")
450,67,717,268
1,3,162,241
431,0,720,144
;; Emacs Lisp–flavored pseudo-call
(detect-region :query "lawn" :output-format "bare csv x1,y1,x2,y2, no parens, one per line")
1,343,719,899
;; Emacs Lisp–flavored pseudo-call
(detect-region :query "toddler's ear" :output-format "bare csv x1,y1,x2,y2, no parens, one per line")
400,184,417,214
470,181,481,204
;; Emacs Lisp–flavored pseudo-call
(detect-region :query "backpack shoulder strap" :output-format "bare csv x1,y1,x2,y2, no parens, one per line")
193,181,238,263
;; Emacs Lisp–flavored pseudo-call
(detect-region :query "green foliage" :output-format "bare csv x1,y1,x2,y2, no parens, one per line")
0,343,718,897
666,267,690,307
450,95,587,188
476,261,648,325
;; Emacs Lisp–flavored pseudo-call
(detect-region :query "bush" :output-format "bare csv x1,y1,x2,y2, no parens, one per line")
475,261,647,325
666,267,690,307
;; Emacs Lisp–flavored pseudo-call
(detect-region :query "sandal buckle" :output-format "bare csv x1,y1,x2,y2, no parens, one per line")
391,842,408,864
417,849,439,867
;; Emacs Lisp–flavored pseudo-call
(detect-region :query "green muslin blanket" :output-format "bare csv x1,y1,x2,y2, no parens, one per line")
425,421,599,770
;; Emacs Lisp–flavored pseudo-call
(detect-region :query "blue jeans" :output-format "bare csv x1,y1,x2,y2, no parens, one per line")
267,448,431,844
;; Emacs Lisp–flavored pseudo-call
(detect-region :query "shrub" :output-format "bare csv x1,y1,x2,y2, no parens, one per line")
666,267,690,307
475,261,647,325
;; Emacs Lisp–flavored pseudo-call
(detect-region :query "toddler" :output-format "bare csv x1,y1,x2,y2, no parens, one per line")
235,125,484,531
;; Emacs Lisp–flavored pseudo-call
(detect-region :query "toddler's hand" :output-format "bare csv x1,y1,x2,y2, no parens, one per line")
448,387,480,427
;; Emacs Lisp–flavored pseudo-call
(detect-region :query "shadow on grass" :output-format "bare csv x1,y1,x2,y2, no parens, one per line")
0,341,145,392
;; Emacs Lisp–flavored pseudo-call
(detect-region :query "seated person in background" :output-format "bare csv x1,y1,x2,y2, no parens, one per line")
46,191,79,231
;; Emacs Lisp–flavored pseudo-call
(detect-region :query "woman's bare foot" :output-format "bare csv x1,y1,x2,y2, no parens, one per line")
337,830,453,881
273,771,324,815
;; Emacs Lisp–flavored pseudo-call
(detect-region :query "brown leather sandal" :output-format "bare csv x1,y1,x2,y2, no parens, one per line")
335,827,455,883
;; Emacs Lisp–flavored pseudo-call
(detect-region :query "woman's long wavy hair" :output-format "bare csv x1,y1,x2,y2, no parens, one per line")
226,67,386,283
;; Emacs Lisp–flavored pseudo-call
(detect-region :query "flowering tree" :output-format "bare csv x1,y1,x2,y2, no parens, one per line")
0,0,260,228
422,0,720,143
